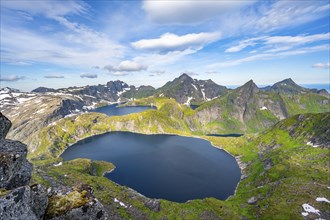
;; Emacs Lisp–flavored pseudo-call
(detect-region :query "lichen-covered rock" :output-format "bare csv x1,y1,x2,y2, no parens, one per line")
247,196,258,205
0,112,11,139
46,185,108,220
0,184,48,220
145,199,161,212
0,139,32,189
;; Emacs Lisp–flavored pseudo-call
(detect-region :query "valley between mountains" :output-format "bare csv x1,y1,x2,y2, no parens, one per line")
1,74,329,219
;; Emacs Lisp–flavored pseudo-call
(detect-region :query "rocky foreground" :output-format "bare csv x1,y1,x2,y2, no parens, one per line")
0,112,108,219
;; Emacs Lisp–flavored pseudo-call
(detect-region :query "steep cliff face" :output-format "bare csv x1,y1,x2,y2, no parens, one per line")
195,79,329,133
2,95,85,153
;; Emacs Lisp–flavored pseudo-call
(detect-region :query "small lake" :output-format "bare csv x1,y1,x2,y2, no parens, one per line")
91,103,155,116
61,132,241,202
190,104,200,110
207,134,243,137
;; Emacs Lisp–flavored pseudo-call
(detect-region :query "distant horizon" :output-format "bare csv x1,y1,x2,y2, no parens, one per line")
1,74,329,93
1,1,329,91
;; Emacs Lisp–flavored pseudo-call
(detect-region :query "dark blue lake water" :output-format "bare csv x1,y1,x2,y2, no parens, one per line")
61,132,241,202
91,104,155,116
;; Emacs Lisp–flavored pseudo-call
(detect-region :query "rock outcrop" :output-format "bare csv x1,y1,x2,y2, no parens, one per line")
0,112,108,219
46,185,108,220
0,112,47,219
0,139,32,189
0,112,11,139
0,184,48,220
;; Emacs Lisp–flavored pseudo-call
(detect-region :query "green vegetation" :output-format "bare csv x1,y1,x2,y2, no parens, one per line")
32,112,330,219
27,93,329,219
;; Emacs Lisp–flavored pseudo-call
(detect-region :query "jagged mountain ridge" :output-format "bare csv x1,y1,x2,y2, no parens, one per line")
156,73,228,104
32,80,156,106
196,79,329,133
1,75,329,142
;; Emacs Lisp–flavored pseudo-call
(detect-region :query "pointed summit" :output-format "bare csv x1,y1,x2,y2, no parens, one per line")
178,73,193,80
157,73,227,104
237,80,259,93
270,78,308,94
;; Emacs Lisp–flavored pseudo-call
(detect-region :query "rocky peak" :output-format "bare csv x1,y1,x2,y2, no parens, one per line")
279,78,295,85
32,87,56,93
0,87,20,94
106,80,129,91
270,78,307,94
237,80,259,95
178,73,193,81
158,74,227,104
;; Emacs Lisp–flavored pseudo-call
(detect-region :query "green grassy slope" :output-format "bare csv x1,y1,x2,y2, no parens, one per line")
31,106,330,219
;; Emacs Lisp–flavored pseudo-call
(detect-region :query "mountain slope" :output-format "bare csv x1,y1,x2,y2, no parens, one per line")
30,108,330,219
196,79,329,133
157,73,228,104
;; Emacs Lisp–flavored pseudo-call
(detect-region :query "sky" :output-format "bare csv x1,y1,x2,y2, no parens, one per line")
0,0,329,91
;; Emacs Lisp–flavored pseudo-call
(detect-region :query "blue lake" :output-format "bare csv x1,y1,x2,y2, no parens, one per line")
61,132,241,202
91,103,156,116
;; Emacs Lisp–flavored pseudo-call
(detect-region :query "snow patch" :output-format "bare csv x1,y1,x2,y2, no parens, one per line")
302,203,320,215
307,141,319,148
192,84,198,90
17,97,35,103
301,212,308,216
83,102,98,110
184,97,193,105
117,88,130,97
114,198,128,208
49,121,57,126
260,106,268,110
0,94,11,100
83,95,96,98
64,113,78,118
201,89,206,100
53,162,63,167
316,197,330,203
159,93,164,97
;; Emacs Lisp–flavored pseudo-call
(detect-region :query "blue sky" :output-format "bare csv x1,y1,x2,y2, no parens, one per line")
0,0,329,91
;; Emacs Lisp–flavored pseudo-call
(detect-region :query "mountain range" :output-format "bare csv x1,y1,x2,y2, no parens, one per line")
0,73,329,219
1,73,328,151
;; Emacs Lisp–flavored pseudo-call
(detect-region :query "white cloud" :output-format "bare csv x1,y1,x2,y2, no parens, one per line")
112,71,129,76
80,73,98,78
219,1,329,36
210,44,329,68
265,33,329,46
225,37,265,53
1,0,88,18
142,0,255,24
225,33,330,53
0,75,25,82
104,60,147,72
312,62,330,69
44,74,65,79
1,1,124,68
133,48,197,70
252,1,329,32
132,32,221,52
149,70,165,76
